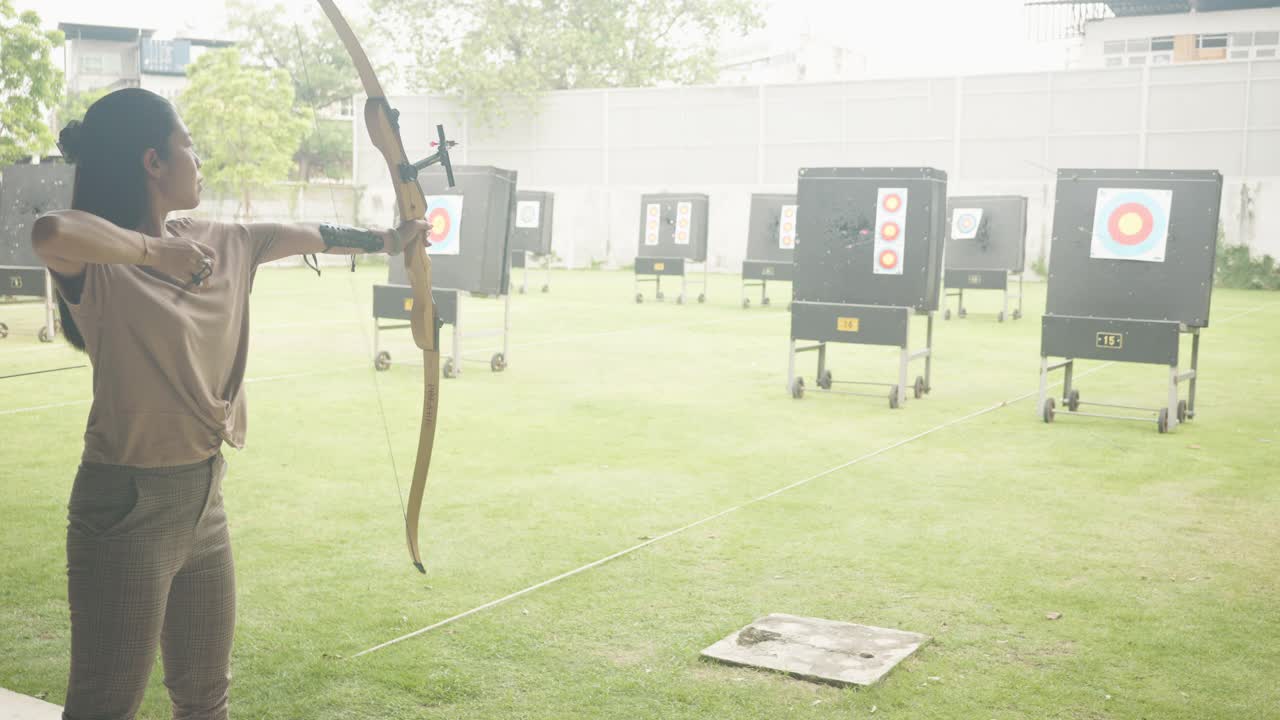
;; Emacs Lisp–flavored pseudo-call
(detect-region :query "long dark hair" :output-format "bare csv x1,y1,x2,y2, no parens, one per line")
54,88,180,350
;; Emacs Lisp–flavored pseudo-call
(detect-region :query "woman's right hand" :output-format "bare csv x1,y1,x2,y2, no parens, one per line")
146,235,218,291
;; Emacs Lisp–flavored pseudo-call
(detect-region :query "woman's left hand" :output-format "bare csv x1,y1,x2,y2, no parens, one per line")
386,219,432,255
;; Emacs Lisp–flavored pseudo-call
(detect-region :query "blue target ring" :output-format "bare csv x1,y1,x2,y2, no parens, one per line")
1093,190,1170,259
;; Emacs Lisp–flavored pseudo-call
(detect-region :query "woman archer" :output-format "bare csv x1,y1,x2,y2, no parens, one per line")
32,87,426,720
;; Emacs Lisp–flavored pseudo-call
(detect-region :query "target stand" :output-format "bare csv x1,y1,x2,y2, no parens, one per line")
741,193,796,309
1038,169,1222,434
371,164,516,377
788,168,946,408
635,193,709,305
511,190,554,294
942,196,1027,323
1,162,74,342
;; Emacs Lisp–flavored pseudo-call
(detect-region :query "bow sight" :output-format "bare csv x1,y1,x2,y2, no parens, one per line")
400,123,458,188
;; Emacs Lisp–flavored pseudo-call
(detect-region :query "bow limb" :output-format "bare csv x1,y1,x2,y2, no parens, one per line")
317,0,439,573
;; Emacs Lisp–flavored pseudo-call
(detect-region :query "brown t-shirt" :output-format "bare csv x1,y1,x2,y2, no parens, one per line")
55,220,279,468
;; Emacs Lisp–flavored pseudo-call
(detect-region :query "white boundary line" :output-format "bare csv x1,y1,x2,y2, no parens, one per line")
353,303,1270,657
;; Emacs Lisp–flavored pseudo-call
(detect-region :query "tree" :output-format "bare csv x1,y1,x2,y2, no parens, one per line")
370,0,763,123
0,0,64,164
56,87,111,133
178,48,311,219
226,0,366,180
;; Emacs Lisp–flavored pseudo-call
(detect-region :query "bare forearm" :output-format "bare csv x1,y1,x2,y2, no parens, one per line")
32,210,150,270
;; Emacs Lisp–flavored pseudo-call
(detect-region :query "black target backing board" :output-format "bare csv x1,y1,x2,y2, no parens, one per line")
389,165,516,296
944,195,1027,272
745,193,798,263
794,167,946,312
510,190,554,255
637,193,709,262
1045,168,1221,328
1,163,74,269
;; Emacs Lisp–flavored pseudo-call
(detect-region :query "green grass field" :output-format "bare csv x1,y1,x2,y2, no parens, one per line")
2,267,1277,719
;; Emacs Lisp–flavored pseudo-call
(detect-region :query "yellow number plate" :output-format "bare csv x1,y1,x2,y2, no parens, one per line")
968,273,982,285
837,317,860,332
654,262,666,271
403,298,413,312
1096,332,1123,349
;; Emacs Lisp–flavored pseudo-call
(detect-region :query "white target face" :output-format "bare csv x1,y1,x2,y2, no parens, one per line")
778,204,797,250
516,200,541,229
951,208,983,240
675,202,692,245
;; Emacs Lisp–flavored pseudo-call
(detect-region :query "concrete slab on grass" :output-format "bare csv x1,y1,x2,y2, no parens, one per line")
0,688,62,720
701,613,929,687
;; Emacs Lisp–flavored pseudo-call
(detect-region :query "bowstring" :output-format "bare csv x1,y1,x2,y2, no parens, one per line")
295,20,410,530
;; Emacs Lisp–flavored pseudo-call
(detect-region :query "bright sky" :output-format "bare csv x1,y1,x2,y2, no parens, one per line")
20,0,1074,80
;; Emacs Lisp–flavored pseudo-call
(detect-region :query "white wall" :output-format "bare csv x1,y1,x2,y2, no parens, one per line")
351,60,1280,270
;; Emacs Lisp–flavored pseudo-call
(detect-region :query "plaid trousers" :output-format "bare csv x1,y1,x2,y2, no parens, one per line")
63,453,235,720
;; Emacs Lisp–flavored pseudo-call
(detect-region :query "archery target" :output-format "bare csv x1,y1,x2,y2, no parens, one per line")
644,203,660,246
778,204,797,250
873,187,907,276
1090,188,1172,263
515,200,541,229
951,207,983,240
675,202,692,245
424,194,463,255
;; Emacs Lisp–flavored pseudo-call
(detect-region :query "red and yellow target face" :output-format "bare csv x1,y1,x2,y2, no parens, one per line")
882,194,903,213
879,249,899,270
1106,202,1154,246
427,207,452,245
881,221,900,241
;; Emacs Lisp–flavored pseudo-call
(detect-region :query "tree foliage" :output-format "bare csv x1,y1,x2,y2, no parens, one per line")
226,0,367,180
0,0,64,164
178,48,311,218
370,0,762,123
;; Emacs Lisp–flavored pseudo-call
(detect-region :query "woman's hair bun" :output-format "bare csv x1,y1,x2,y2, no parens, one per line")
57,120,84,163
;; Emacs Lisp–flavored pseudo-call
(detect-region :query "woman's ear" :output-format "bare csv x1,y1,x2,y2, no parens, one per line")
141,147,163,180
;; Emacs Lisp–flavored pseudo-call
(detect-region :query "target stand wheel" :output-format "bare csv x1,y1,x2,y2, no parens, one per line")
697,293,706,304
656,291,665,301
443,358,458,379
374,351,392,372
635,293,643,304
38,326,54,343
1067,389,1081,412
943,309,951,321
1157,407,1170,434
541,285,549,293
1042,397,1056,424
913,375,926,399
762,297,771,306
518,286,527,295
490,353,507,373
742,298,751,309
817,369,833,390
1013,309,1023,320
888,386,902,409
0,323,8,339
676,294,685,305
790,377,805,400
958,308,968,319
1177,399,1189,423
997,311,1006,323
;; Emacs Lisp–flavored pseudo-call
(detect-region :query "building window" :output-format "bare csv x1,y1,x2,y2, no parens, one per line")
1128,55,1147,65
1259,48,1278,58
1229,32,1253,47
1151,36,1175,52
1126,38,1150,53
80,55,102,74
1105,56,1123,67
1152,54,1172,65
1256,31,1279,47
1103,40,1125,55
1197,34,1228,49
1229,50,1250,60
